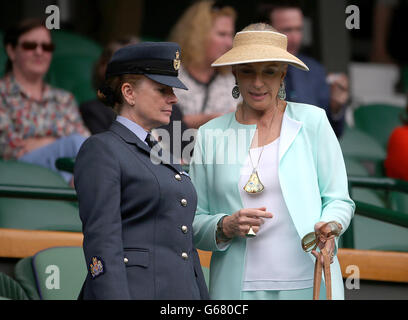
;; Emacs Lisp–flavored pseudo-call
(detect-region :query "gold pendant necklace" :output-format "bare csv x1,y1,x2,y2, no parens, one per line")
243,102,279,194
243,149,265,194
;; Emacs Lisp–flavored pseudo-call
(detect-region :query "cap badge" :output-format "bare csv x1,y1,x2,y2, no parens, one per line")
90,257,104,279
173,50,181,71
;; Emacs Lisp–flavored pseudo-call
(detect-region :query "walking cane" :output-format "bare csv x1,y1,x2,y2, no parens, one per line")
301,221,342,300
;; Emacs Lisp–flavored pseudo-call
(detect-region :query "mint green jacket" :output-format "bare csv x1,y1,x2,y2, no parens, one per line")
190,102,355,300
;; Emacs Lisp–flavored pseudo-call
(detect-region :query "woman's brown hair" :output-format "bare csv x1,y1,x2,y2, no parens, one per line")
97,74,144,114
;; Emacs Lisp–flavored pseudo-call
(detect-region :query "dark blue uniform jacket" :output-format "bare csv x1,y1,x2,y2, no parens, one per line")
74,121,209,300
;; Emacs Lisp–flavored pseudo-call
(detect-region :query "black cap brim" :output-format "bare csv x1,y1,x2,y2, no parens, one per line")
145,73,188,90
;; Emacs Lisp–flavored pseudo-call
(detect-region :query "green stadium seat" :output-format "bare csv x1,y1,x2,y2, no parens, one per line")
45,54,97,104
352,214,408,252
348,180,408,252
14,246,86,300
390,191,408,214
344,158,370,176
14,257,41,300
354,104,404,149
50,30,102,58
340,126,386,162
0,160,81,231
0,160,68,188
48,31,101,105
0,272,29,300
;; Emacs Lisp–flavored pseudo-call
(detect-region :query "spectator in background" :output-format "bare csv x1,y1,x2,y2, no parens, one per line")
80,36,190,163
168,0,239,129
385,101,408,181
0,18,89,183
257,0,349,137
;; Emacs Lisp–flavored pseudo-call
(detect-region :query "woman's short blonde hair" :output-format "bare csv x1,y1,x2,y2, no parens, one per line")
168,0,236,70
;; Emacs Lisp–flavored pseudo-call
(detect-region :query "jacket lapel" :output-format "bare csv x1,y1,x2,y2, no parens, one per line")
109,121,182,173
279,110,303,162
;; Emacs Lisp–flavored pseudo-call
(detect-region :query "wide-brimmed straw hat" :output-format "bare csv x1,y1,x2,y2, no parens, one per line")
211,30,309,71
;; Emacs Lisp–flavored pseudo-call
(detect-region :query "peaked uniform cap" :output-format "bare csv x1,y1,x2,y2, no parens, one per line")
106,41,187,90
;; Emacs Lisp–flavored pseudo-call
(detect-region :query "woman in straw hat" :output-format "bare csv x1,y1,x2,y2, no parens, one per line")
189,23,355,300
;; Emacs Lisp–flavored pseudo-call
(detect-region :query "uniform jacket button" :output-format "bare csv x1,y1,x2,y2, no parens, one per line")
175,174,182,181
181,225,188,233
181,252,188,260
124,257,129,264
180,199,187,207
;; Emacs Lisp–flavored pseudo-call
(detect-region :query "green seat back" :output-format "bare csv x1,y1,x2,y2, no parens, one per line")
352,214,408,252
14,257,41,300
344,158,369,176
349,185,408,252
0,160,81,231
390,191,408,214
0,160,68,187
45,54,97,104
0,272,29,300
339,126,386,162
50,30,102,58
31,246,86,300
0,198,81,231
45,30,101,105
354,104,404,148
351,187,385,208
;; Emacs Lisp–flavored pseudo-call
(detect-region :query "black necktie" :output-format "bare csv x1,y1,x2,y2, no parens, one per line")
145,133,159,149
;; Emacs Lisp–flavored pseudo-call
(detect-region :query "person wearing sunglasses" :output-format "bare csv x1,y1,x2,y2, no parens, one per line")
189,23,355,300
0,18,89,183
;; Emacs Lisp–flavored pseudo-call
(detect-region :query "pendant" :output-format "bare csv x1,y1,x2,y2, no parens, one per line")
245,226,257,238
243,170,264,194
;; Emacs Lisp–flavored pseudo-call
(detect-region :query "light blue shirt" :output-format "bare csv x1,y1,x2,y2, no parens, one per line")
116,116,149,146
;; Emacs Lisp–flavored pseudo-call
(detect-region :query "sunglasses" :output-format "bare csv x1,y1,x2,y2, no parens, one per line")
301,221,342,252
19,41,55,52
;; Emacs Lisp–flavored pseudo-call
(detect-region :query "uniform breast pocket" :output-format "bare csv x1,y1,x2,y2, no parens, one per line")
124,248,149,268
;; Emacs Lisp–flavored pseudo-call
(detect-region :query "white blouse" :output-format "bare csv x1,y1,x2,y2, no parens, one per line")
239,138,315,291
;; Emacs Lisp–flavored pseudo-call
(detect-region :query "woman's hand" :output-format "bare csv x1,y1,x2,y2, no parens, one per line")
222,207,273,238
311,222,337,264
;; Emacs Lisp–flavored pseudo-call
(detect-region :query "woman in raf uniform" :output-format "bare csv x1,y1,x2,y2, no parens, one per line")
74,42,209,300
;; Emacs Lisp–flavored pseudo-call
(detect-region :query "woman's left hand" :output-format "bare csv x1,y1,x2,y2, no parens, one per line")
311,222,336,264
